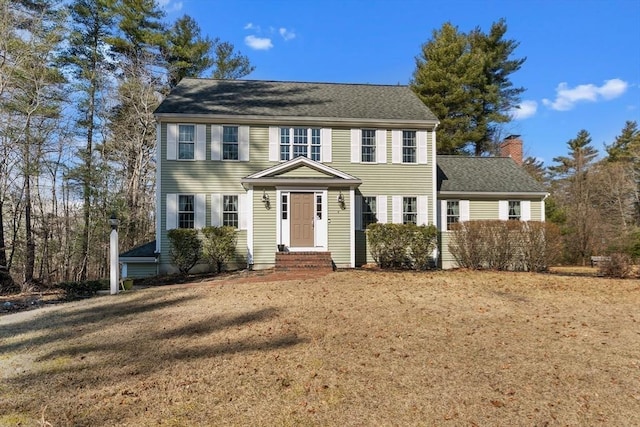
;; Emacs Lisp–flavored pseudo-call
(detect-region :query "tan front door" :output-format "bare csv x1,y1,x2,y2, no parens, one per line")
290,193,314,247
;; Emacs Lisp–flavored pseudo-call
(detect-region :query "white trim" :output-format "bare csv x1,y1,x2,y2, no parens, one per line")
431,129,437,227
498,200,508,220
246,188,253,265
376,129,387,164
167,123,177,160
439,191,549,198
322,128,332,162
439,200,447,231
246,156,359,180
156,123,162,253
315,190,328,248
195,124,206,160
238,193,248,230
195,194,206,228
417,130,428,164
392,196,402,223
460,199,470,221
391,130,402,163
239,125,250,161
211,194,222,226
350,128,360,163
211,125,221,160
540,200,546,222
350,188,355,267
269,126,279,161
377,195,387,224
521,200,531,221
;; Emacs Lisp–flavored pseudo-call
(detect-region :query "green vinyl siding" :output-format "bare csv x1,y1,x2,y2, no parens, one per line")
125,263,158,278
531,200,543,221
469,200,499,220
328,188,352,267
252,187,277,269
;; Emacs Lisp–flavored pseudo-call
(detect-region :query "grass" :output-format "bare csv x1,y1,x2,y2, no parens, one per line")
1,269,639,426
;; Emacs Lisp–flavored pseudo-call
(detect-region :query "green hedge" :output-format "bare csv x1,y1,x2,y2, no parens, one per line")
367,223,438,270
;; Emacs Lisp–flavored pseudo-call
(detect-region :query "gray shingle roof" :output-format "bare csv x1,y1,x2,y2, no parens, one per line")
437,156,547,194
120,241,157,258
155,78,438,122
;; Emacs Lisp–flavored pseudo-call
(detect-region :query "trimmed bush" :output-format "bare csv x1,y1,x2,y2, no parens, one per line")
167,228,201,275
599,253,634,278
367,223,438,270
202,226,237,273
449,220,561,272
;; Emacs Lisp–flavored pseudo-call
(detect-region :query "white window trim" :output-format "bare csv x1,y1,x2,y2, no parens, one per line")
212,125,250,162
278,127,324,162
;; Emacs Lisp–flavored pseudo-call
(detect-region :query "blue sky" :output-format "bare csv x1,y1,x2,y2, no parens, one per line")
158,0,640,165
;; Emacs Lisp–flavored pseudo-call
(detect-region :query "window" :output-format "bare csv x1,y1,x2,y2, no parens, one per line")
280,127,322,161
361,129,376,163
316,194,322,219
446,200,460,229
362,196,377,228
178,125,195,160
222,126,239,160
281,194,288,220
402,130,416,163
178,195,195,228
223,195,238,228
508,201,521,220
403,197,417,224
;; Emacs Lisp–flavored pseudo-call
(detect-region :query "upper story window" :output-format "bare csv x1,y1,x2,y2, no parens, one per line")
178,195,195,228
362,196,377,229
222,126,239,160
361,129,376,163
223,195,239,228
447,200,460,229
402,130,416,163
508,201,521,220
280,127,322,161
403,196,417,225
178,125,195,160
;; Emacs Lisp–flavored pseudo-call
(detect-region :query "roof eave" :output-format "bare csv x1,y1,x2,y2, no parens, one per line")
154,113,439,128
438,191,549,198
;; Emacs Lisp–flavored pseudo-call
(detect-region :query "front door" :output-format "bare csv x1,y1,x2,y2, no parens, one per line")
290,193,314,247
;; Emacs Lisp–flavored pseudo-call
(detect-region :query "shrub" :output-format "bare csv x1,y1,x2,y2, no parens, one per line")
367,223,437,270
202,226,237,273
598,253,634,278
449,220,562,272
167,228,201,275
56,280,103,300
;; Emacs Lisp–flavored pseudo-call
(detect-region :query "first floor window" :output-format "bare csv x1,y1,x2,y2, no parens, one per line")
223,195,238,228
280,127,322,161
362,196,377,228
178,124,195,159
222,126,239,160
178,195,195,228
403,197,417,224
402,130,416,163
361,129,376,163
508,200,521,220
316,194,322,219
281,194,288,219
446,200,460,229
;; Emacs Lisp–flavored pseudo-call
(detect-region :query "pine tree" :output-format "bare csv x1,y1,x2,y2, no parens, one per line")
211,41,255,80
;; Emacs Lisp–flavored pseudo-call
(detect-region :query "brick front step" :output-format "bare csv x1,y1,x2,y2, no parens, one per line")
275,251,334,272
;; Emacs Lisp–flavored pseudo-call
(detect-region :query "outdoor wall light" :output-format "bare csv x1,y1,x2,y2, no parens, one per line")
262,190,270,209
109,213,120,230
337,191,346,210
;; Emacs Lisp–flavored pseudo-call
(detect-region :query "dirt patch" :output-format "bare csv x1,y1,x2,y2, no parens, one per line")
1,269,639,426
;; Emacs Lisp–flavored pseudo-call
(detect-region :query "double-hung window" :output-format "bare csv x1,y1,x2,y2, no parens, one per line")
178,195,195,228
402,130,417,163
403,197,417,225
280,127,322,161
446,200,460,229
362,196,377,228
178,125,195,160
222,126,239,160
508,201,521,220
361,129,376,163
223,195,239,228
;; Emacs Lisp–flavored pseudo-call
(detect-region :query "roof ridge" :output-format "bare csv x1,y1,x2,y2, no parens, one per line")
180,77,409,88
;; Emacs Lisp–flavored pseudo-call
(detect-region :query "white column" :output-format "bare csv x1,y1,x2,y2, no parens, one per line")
110,228,119,295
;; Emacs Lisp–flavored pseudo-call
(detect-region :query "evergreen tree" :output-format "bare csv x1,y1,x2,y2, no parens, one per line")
411,20,525,155
211,41,255,80
163,15,214,88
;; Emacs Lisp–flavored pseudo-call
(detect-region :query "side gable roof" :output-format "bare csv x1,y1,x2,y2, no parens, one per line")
154,78,438,124
437,156,547,196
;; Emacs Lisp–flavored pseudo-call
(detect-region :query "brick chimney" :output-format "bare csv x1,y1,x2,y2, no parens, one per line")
500,135,523,165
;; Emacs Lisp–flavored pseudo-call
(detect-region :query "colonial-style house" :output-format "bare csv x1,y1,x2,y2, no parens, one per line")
120,78,546,277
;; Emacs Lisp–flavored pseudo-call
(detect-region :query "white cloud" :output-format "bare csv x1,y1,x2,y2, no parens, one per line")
244,35,273,50
279,27,296,41
542,78,628,111
244,22,260,31
157,0,183,13
510,100,538,120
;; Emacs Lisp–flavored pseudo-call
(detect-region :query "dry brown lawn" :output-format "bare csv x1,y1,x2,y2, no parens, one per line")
1,270,639,426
